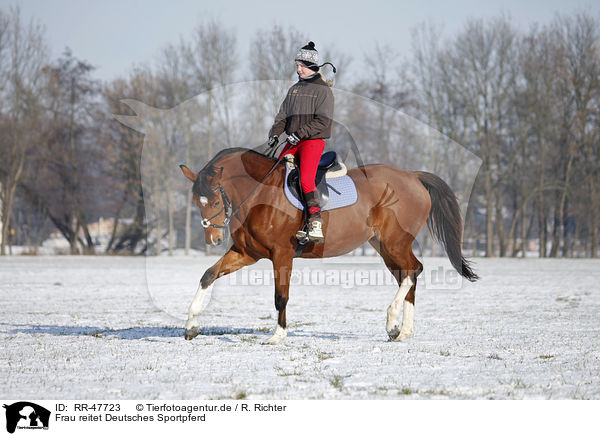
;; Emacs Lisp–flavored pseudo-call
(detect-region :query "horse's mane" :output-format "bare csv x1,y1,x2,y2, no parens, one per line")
193,147,275,198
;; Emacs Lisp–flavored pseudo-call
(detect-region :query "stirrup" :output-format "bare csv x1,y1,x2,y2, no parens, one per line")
295,226,309,243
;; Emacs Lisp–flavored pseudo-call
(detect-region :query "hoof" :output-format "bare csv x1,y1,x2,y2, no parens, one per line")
387,324,400,341
388,328,413,342
184,327,200,340
263,325,287,345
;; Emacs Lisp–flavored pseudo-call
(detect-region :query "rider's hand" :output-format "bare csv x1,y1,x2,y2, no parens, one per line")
287,133,300,146
267,135,278,148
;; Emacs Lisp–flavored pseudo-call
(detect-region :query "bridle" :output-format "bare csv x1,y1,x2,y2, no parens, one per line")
199,143,286,230
200,184,233,229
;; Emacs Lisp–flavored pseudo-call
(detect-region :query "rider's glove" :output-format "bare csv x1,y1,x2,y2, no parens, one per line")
267,135,278,148
287,133,300,146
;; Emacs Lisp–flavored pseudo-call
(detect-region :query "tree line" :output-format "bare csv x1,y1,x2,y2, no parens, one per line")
0,5,598,257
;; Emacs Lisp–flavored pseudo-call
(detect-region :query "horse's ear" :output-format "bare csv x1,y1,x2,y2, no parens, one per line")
180,164,198,182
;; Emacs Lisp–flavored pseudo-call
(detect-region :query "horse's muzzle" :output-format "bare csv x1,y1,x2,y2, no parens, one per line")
210,234,224,246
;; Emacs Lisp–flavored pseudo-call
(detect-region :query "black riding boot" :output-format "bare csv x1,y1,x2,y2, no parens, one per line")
295,190,324,243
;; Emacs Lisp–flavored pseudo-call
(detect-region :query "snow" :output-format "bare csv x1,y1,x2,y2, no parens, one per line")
1,255,599,399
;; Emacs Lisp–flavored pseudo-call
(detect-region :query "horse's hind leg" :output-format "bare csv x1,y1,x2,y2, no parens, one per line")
369,235,423,341
185,246,257,340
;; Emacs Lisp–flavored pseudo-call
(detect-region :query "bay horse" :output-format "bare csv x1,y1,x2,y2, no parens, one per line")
180,147,477,344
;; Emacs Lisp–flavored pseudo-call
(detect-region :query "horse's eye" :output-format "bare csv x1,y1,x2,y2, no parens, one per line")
214,201,220,207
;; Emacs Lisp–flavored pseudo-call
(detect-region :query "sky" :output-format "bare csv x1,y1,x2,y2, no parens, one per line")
5,0,600,83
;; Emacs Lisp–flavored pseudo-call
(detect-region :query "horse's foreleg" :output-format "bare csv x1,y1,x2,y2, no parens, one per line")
185,247,257,340
184,282,213,340
264,253,293,345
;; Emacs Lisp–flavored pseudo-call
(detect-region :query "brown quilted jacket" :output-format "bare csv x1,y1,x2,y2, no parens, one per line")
268,73,334,140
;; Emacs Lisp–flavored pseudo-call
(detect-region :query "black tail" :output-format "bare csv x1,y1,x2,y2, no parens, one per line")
417,172,478,282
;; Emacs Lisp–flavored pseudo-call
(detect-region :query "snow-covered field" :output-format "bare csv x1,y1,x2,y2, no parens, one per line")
1,254,599,399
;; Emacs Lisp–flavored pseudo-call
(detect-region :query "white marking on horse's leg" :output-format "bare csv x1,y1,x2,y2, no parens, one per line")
396,300,415,340
185,282,213,332
264,324,287,345
387,276,413,340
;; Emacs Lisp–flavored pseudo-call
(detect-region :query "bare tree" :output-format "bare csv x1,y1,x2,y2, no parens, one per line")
0,6,47,255
555,13,600,258
173,20,238,255
431,17,520,256
249,24,305,81
29,49,101,254
101,76,146,254
183,19,238,150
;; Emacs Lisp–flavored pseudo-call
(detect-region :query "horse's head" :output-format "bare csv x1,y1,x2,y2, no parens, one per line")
180,164,228,246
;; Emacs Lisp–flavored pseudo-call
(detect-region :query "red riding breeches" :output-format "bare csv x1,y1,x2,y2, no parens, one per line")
279,138,325,194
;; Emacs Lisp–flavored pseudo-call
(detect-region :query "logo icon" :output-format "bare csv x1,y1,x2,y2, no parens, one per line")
3,402,50,434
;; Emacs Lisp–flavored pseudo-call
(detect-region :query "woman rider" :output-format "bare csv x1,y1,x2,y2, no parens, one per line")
267,41,335,243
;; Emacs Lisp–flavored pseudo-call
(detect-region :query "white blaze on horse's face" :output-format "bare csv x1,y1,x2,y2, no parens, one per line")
193,193,226,246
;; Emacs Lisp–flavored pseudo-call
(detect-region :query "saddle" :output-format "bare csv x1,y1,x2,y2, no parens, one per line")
285,151,349,209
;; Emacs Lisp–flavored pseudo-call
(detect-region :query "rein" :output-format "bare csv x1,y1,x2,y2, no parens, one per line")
200,142,286,230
